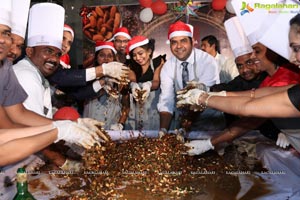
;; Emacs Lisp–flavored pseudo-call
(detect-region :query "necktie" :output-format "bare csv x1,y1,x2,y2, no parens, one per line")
181,61,189,88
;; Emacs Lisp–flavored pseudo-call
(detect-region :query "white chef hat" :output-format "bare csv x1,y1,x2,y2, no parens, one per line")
27,3,65,50
224,16,253,58
230,0,282,46
256,0,298,60
0,0,12,28
11,0,30,39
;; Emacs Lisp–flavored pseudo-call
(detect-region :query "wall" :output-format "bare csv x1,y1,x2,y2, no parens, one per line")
62,0,232,67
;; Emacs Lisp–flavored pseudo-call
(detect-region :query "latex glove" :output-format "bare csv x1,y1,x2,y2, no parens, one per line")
158,128,168,138
130,82,141,102
184,139,214,156
177,88,206,106
141,81,152,102
186,81,208,91
77,118,109,142
208,91,227,97
110,123,124,131
177,81,207,96
106,77,120,85
102,62,129,80
59,159,82,172
53,120,99,149
174,128,186,143
103,84,119,99
276,132,290,149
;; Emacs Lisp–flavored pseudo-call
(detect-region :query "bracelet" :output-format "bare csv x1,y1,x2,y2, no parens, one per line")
250,88,256,98
197,93,208,111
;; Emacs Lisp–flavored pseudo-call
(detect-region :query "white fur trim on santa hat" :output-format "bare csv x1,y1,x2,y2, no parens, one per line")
169,30,192,40
64,25,74,39
114,32,131,40
129,38,149,52
95,44,117,54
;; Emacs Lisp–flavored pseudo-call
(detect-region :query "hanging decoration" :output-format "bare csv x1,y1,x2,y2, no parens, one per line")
226,0,235,14
151,0,168,15
80,5,121,42
139,0,153,8
172,0,207,24
211,0,226,11
139,7,154,23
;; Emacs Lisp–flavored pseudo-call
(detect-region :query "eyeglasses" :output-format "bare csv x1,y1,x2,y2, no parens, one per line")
114,39,129,44
98,53,114,60
236,59,256,70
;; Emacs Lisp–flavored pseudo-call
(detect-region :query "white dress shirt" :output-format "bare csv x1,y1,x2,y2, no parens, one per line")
158,48,220,114
13,58,52,118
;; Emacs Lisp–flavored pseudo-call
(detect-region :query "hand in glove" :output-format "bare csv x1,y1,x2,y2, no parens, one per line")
177,88,206,107
110,123,124,131
276,132,290,149
174,128,186,143
141,81,152,102
158,128,168,138
184,139,214,156
102,62,129,80
177,81,207,96
77,118,109,142
59,159,82,172
130,82,141,102
186,81,208,91
53,120,99,149
103,84,119,99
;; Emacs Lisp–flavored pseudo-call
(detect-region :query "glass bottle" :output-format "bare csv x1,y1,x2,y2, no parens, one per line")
13,168,36,200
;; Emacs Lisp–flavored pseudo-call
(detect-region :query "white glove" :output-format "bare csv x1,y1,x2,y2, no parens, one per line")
208,91,227,97
186,81,208,91
77,118,109,142
276,132,290,149
184,139,214,156
110,123,124,131
103,84,119,99
53,120,99,149
141,81,152,101
59,159,82,172
177,88,206,106
130,82,141,102
102,62,129,80
158,128,168,138
174,128,186,143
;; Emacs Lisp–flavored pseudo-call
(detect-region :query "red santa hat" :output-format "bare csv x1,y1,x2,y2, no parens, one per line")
60,54,71,69
95,41,117,54
64,24,74,39
126,35,149,54
168,21,192,40
112,27,131,40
